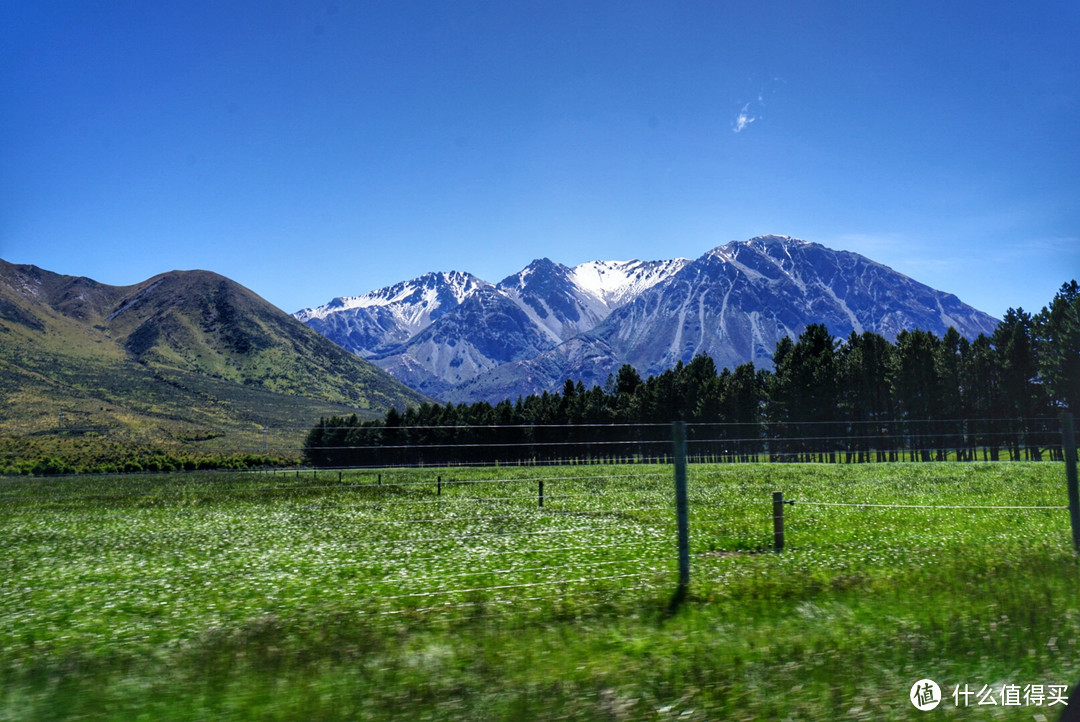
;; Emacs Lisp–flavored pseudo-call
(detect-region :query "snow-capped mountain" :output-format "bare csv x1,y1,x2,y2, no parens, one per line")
372,284,562,398
495,258,686,343
294,257,686,397
294,270,486,357
296,236,1000,403
495,259,609,344
446,236,1000,402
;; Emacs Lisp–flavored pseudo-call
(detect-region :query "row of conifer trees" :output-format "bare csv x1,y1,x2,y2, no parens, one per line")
304,281,1079,467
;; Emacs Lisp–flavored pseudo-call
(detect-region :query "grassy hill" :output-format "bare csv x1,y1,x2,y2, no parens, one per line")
0,260,428,466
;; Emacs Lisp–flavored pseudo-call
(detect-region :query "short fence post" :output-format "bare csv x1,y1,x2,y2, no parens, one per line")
539,478,544,508
437,475,442,496
773,491,785,552
673,421,690,595
1063,413,1079,552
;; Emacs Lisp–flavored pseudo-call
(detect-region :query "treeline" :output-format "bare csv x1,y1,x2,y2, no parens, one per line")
1,449,295,476
305,281,1080,467
0,444,298,479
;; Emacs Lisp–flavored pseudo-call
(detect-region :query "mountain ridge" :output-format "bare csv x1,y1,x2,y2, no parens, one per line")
297,236,1000,404
0,260,427,437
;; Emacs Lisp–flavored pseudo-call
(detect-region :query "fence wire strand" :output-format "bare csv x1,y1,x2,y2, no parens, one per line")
4,416,1075,632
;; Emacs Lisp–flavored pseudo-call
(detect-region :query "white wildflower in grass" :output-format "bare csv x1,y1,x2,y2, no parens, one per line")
1,463,1078,717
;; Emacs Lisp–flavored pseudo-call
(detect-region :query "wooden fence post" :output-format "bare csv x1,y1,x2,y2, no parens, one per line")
539,478,544,508
1064,413,1079,552
673,421,690,595
773,491,785,552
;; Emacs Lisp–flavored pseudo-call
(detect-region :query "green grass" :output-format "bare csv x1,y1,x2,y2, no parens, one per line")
2,462,1078,719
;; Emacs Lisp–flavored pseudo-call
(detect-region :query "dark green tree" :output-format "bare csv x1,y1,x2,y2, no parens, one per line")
838,331,895,461
934,327,968,459
1034,280,1080,412
962,334,1003,460
721,362,765,461
993,308,1048,459
892,329,940,460
768,324,840,461
680,355,719,423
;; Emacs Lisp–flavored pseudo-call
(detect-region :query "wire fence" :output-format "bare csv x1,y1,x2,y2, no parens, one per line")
2,416,1073,475
0,467,683,632
2,417,1077,635
302,416,1072,468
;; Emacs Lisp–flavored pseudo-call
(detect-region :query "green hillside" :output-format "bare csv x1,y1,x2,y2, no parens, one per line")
0,260,428,463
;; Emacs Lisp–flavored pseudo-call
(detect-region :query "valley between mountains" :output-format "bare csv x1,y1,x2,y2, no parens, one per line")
0,235,1001,442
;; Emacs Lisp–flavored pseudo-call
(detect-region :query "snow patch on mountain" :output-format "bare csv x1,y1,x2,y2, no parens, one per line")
570,258,689,306
297,236,1001,405
296,271,483,324
293,271,488,357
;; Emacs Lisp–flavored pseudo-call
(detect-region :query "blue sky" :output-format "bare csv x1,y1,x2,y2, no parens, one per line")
2,1,1077,319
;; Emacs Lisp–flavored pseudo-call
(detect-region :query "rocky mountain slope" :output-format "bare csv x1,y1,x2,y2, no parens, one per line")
296,257,686,397
298,235,1001,404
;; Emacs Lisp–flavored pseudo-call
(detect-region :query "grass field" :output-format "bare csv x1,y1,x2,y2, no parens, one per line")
2,461,1078,720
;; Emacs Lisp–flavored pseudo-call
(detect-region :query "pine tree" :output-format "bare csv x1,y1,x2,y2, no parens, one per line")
935,328,967,459
963,334,1002,460
838,331,894,461
1035,281,1080,412
993,308,1046,459
722,363,764,461
769,324,840,461
892,329,941,461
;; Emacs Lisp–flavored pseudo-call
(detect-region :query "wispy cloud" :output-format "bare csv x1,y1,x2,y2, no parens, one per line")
733,78,785,133
733,103,756,133
993,235,1080,259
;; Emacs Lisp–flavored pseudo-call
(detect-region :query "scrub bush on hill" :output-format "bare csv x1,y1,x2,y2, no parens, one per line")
2,451,294,476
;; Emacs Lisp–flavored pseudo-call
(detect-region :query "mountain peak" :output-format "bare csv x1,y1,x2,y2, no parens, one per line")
295,270,486,323
498,258,571,291
295,238,1000,405
748,234,802,245
708,235,807,257
0,261,428,435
